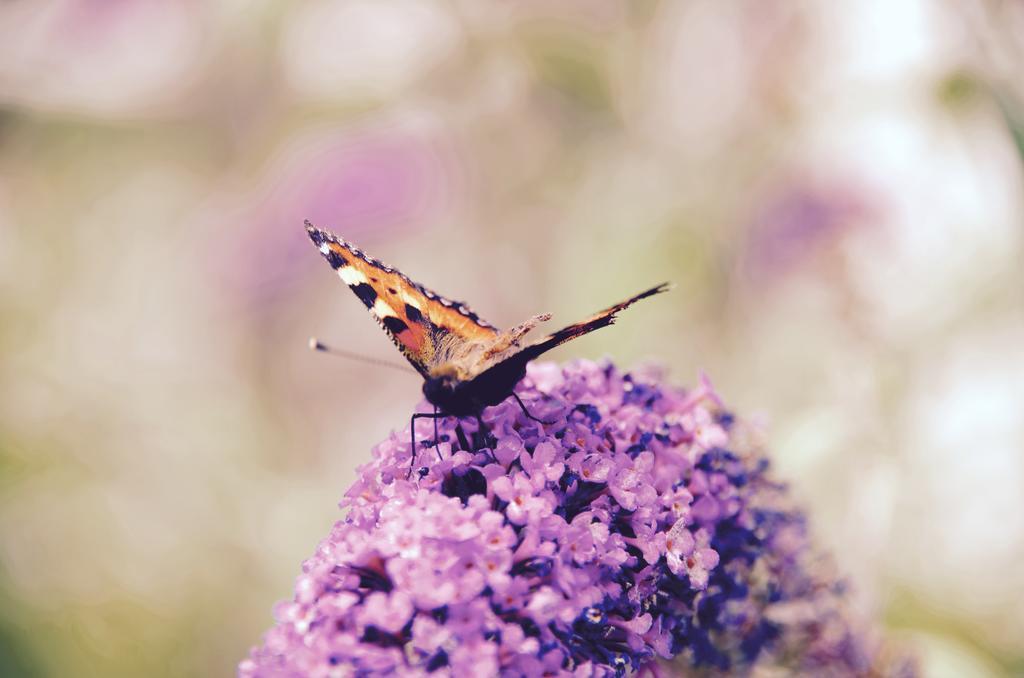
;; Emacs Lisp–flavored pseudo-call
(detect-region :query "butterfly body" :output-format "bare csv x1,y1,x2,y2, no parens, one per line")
422,354,530,417
305,221,670,420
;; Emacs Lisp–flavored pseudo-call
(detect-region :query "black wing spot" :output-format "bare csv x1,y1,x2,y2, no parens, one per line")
382,316,410,335
325,250,347,269
405,303,424,324
306,225,326,246
388,287,398,295
351,283,378,308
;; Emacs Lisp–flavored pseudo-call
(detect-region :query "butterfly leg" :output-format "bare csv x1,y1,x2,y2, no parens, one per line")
409,410,446,478
454,421,473,453
473,413,494,448
433,407,442,461
511,392,556,425
472,414,500,464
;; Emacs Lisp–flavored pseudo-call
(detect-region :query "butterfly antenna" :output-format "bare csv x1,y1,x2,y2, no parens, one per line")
308,337,418,374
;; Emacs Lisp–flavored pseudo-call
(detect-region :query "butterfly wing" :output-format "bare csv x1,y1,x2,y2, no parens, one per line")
306,222,498,377
521,283,672,359
465,283,672,391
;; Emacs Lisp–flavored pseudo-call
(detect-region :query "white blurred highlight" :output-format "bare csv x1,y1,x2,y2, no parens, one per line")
281,0,461,102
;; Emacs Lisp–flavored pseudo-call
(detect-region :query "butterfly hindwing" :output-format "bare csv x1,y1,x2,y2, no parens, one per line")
305,222,498,376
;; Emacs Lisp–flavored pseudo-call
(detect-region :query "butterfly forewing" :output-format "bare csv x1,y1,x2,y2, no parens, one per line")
466,283,674,387
524,283,672,357
305,222,498,376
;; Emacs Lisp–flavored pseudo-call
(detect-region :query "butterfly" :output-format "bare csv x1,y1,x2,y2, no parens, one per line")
305,221,671,464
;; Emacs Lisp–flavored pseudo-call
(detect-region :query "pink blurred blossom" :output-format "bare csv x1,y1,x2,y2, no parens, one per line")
0,0,205,117
208,119,465,309
744,173,879,280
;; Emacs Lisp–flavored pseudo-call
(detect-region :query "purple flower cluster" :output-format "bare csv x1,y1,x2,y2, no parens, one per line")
241,361,914,677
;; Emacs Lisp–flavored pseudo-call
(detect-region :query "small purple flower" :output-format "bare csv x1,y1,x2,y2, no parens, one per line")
491,474,553,526
521,440,565,483
608,451,657,511
663,520,719,590
241,361,915,677
359,591,413,635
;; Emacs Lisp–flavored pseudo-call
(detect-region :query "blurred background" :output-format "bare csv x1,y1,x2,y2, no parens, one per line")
1,1,1022,676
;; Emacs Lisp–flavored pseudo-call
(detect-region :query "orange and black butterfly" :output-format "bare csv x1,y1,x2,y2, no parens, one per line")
305,221,670,461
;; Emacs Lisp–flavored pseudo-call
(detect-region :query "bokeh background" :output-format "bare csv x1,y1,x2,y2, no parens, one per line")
1,1,1022,676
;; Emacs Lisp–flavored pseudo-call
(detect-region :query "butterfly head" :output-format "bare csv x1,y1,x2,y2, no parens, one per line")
422,373,455,399
423,363,459,397
423,368,475,416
